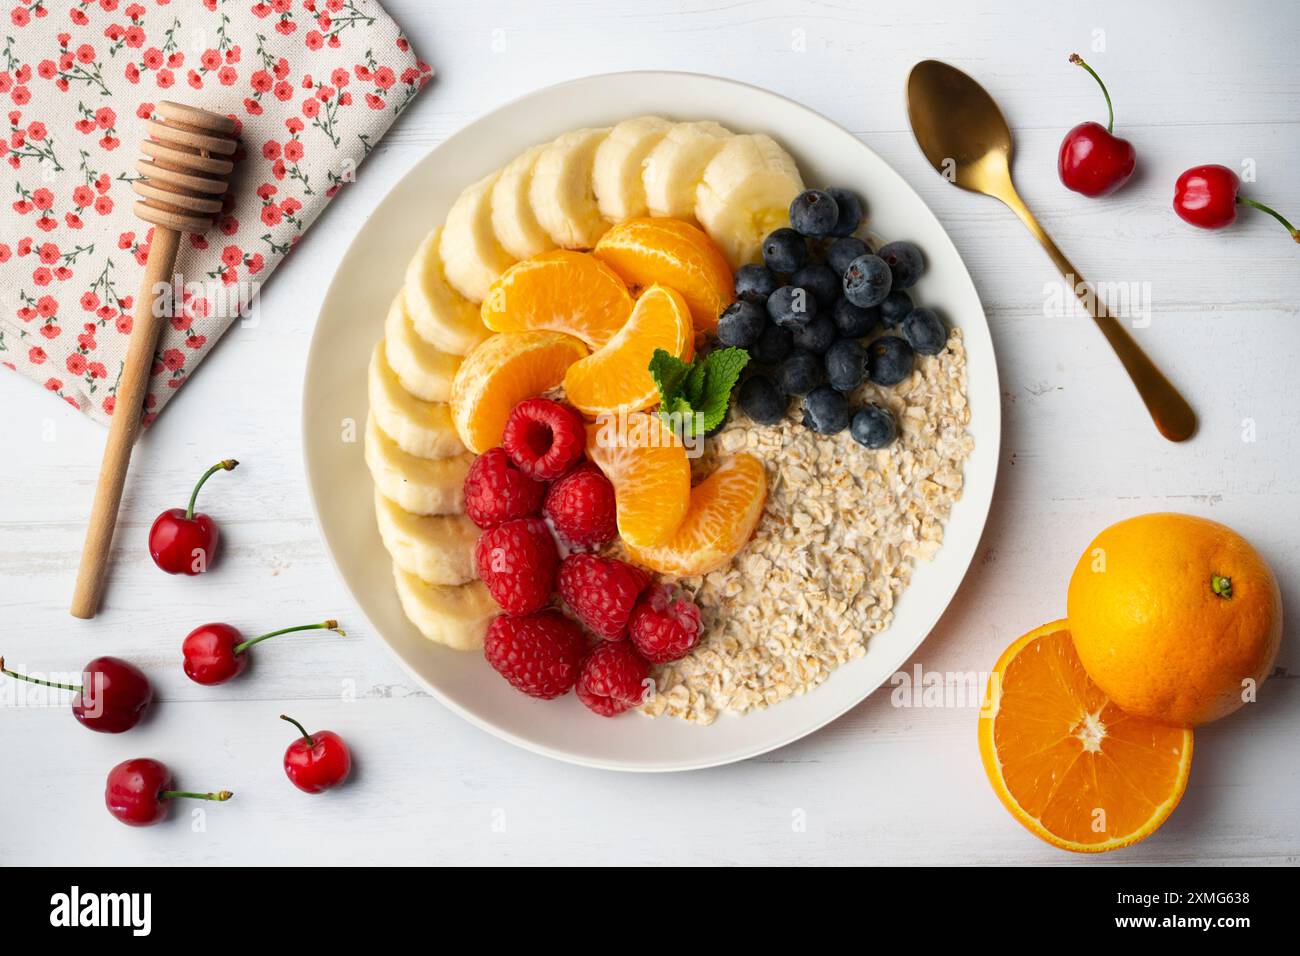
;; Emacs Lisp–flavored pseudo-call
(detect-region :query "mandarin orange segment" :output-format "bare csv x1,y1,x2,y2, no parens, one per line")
593,217,734,333
479,249,634,348
977,621,1193,854
585,413,690,548
450,331,588,453
563,284,693,417
625,453,767,577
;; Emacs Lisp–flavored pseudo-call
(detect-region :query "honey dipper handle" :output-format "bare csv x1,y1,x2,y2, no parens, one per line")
70,227,182,618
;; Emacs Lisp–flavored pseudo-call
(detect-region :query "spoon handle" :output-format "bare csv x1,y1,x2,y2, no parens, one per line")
998,190,1197,442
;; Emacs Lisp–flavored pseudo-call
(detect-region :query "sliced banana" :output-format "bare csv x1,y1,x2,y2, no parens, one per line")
392,563,496,651
695,133,804,268
440,169,516,303
491,143,556,261
374,490,478,586
403,226,491,356
592,115,672,222
383,293,462,404
642,120,732,221
364,413,471,516
529,127,612,250
368,342,464,460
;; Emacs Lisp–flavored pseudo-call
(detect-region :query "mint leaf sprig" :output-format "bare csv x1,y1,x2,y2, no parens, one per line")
649,346,749,438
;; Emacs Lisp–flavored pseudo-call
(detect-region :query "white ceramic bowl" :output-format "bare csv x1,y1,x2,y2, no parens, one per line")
303,71,1000,771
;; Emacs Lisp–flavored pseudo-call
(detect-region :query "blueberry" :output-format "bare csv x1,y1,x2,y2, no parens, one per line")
738,374,787,425
843,254,892,308
791,314,835,354
831,297,878,339
789,189,839,238
850,404,897,449
766,285,818,329
748,321,794,366
901,307,947,355
824,338,867,392
801,386,850,435
717,299,767,349
825,187,864,238
826,236,868,276
735,263,778,301
877,240,924,290
790,262,840,307
776,349,822,395
762,228,809,274
867,335,914,386
879,290,913,328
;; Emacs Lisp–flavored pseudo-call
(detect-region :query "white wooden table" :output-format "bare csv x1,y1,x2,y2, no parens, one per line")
3,0,1297,866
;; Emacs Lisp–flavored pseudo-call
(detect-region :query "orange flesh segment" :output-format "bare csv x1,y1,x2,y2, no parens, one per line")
563,284,693,417
626,453,767,576
585,413,690,549
978,622,1193,853
480,249,634,348
593,217,734,333
450,330,588,453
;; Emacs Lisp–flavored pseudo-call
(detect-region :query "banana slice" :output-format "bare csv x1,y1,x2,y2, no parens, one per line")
392,563,496,651
403,226,491,356
529,127,612,249
440,169,517,303
695,133,804,268
374,490,478,586
364,413,472,516
592,115,672,222
491,143,557,261
643,120,732,220
383,293,462,403
368,342,465,460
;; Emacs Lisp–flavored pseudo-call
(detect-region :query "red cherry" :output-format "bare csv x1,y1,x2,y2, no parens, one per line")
280,714,352,793
1057,55,1135,197
1,654,153,733
105,758,232,827
148,458,238,575
182,619,344,685
1173,164,1299,241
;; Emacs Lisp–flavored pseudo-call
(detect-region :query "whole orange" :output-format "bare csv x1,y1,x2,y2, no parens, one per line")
1067,513,1282,727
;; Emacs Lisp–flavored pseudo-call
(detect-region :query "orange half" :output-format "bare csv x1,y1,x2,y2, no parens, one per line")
480,249,634,348
593,217,733,333
585,412,690,549
626,453,767,576
450,331,588,453
563,284,693,417
978,620,1193,853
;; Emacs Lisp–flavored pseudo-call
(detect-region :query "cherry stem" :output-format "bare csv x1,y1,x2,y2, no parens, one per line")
1237,197,1300,242
233,620,344,656
186,458,239,520
0,656,81,693
161,790,234,802
1069,53,1115,133
280,714,314,747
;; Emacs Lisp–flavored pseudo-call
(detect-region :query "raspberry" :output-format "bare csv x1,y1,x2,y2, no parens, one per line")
484,609,587,699
628,584,703,663
557,554,648,641
463,447,545,530
474,517,559,615
543,462,617,549
577,641,651,717
502,397,585,481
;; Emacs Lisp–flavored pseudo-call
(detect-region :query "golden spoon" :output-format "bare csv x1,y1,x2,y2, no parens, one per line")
905,59,1196,442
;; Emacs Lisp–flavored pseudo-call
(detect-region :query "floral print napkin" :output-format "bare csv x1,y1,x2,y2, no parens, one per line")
0,0,432,425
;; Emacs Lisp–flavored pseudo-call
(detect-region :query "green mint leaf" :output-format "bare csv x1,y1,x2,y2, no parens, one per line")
691,347,750,433
648,348,693,407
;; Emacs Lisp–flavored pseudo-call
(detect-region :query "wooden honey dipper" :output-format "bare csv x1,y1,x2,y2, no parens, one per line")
70,102,238,619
